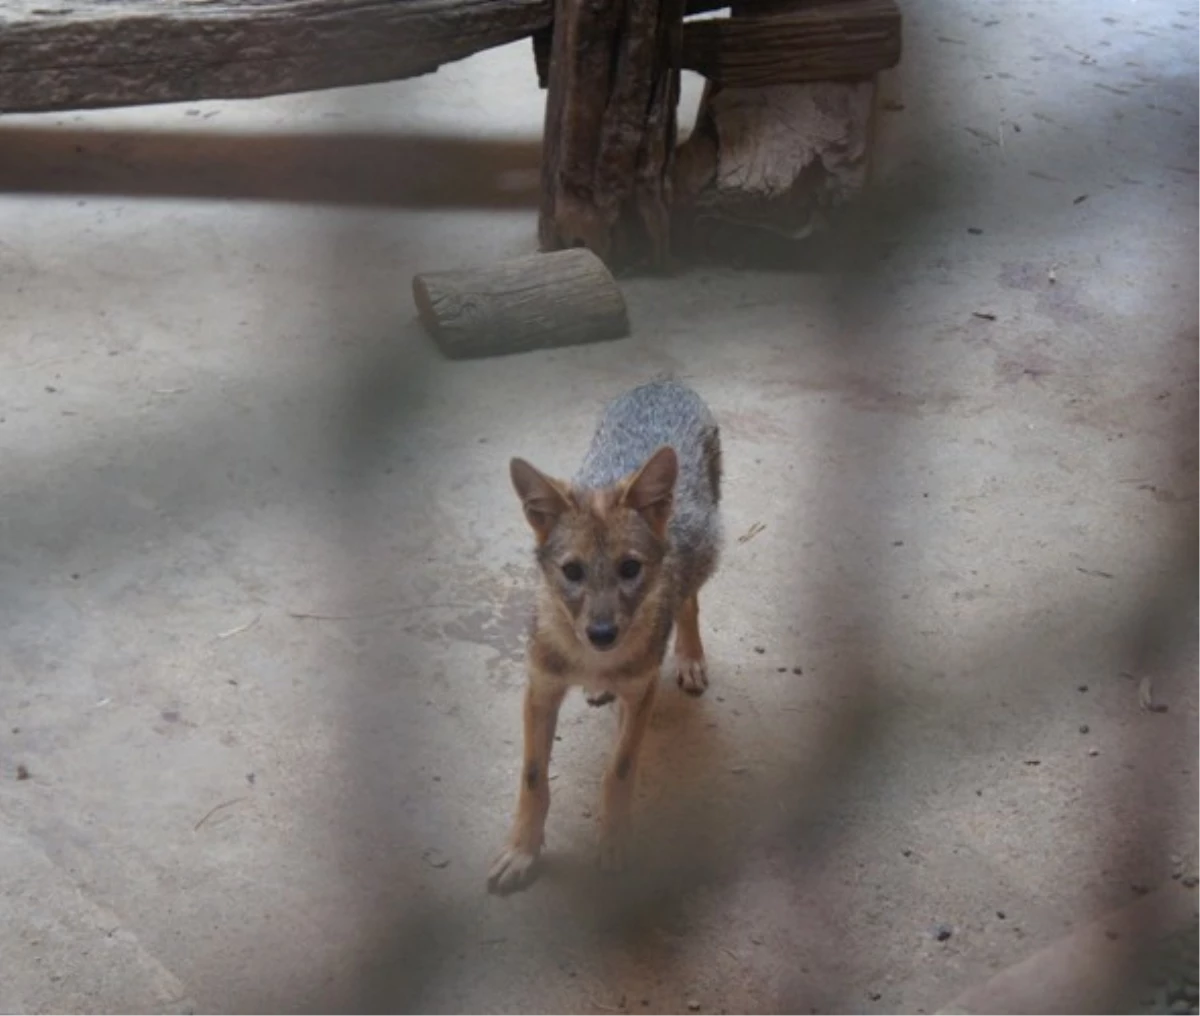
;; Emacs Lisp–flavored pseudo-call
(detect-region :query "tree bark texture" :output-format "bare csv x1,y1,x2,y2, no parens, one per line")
412,248,630,360
537,0,686,269
673,75,878,246
0,0,553,113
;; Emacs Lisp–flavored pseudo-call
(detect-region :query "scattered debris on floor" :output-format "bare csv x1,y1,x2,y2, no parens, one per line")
1130,920,1199,1015
217,614,261,640
422,847,451,869
1139,677,1170,713
193,797,247,831
736,521,766,544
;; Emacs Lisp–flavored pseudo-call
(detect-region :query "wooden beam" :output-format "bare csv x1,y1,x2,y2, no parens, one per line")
681,0,901,88
538,0,686,269
0,0,553,114
412,249,629,359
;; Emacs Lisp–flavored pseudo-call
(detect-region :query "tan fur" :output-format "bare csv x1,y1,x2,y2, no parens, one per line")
489,446,701,894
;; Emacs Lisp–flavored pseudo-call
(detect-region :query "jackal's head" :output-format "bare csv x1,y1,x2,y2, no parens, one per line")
510,447,677,655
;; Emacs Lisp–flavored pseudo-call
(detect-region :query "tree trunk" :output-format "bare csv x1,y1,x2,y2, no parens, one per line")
412,249,629,360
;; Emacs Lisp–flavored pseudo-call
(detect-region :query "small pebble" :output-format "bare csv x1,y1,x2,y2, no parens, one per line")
1088,748,1100,757
687,1001,701,1012
776,666,786,673
1078,684,1089,692
754,646,765,655
792,666,803,675
1079,724,1090,734
1182,875,1198,888
868,990,882,1001
933,923,953,942
996,910,1006,920
967,227,984,235
16,764,30,781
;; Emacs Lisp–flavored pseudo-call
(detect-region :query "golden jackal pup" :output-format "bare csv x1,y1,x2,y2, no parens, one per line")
488,380,723,894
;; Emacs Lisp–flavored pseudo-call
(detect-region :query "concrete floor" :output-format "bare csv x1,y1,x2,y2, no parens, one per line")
1,0,1197,1013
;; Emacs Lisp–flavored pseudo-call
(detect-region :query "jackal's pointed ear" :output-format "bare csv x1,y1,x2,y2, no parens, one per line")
510,458,571,543
621,445,677,538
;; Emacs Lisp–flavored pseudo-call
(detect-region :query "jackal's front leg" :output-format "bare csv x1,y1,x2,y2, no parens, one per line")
488,680,565,894
597,676,658,872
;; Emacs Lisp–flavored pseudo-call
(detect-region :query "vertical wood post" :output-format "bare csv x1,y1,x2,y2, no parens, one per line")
537,0,686,270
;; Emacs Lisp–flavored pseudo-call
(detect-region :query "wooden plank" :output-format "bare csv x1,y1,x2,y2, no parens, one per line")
538,0,685,269
681,0,901,88
0,0,553,113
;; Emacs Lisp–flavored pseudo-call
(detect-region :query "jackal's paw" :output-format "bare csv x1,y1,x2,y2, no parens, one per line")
596,834,628,874
487,845,541,895
586,691,615,707
675,655,708,696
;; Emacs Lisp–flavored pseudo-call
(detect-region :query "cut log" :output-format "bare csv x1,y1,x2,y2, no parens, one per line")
412,248,630,360
0,0,554,114
681,0,901,88
538,0,686,269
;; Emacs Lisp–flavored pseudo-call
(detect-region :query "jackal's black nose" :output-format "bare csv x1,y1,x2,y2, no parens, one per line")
586,622,618,650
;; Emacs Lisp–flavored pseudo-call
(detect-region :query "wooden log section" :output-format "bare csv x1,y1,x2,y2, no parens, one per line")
672,76,878,248
538,0,686,269
681,0,901,89
0,0,553,114
412,249,630,360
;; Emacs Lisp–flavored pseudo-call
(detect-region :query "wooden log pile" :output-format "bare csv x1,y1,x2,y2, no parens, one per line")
0,0,902,357
534,0,900,269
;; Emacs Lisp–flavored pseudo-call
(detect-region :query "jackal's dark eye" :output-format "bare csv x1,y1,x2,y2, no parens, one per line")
561,561,585,583
617,558,642,581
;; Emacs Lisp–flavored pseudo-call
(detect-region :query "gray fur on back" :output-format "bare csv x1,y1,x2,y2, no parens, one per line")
574,380,723,601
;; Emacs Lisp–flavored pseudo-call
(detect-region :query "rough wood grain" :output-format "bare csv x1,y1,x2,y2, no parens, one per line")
673,77,878,245
0,0,553,113
412,248,629,360
537,0,685,269
681,0,901,88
